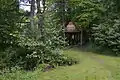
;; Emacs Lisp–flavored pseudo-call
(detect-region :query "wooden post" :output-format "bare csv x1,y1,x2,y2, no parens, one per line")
80,29,83,46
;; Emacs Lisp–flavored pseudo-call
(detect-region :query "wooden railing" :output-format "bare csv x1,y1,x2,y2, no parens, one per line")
65,31,83,45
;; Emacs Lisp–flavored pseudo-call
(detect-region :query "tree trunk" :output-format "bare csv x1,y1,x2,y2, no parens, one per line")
36,0,46,36
30,0,35,32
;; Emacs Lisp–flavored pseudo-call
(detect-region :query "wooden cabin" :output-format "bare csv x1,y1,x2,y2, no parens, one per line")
65,21,87,45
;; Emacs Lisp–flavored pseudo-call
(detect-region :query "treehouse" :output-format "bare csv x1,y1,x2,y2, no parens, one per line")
65,21,87,45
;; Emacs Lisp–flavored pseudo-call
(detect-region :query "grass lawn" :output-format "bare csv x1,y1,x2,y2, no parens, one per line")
0,48,120,80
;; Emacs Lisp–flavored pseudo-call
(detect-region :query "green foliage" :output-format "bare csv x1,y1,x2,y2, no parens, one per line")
91,0,120,55
0,0,21,70
17,11,77,70
0,1,78,71
0,0,19,48
92,19,120,55
67,0,105,28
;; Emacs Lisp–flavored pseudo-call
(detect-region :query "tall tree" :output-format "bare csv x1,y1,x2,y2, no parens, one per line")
36,0,46,35
30,0,35,34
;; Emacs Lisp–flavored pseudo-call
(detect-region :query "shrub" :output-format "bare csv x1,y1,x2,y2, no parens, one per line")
0,46,78,71
0,2,78,71
92,19,120,55
0,13,78,71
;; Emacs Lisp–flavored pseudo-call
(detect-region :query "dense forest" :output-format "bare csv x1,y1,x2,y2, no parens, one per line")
0,0,120,78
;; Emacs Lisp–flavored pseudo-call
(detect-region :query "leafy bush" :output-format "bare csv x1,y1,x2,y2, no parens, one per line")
0,0,20,49
92,19,120,55
0,45,78,71
18,17,77,70
0,10,78,71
